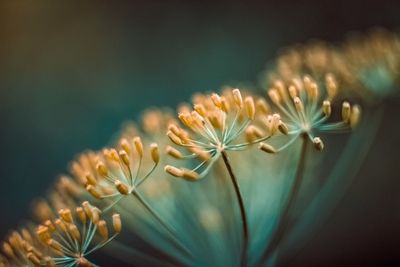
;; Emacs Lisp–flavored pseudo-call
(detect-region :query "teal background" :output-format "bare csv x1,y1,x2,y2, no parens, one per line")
0,0,399,266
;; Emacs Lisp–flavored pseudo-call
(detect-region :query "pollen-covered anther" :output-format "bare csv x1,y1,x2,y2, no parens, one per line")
21,228,34,244
178,112,192,128
150,143,160,164
268,88,281,105
47,239,63,253
120,138,131,155
97,220,109,240
350,105,361,128
294,97,304,112
274,80,289,101
208,112,224,130
27,252,41,265
2,242,15,258
164,165,184,177
96,162,108,177
288,85,298,99
82,201,92,217
313,137,324,151
68,224,81,241
76,207,86,224
85,173,97,186
308,82,319,102
232,88,243,108
133,136,144,157
104,148,119,163
44,256,55,267
86,184,102,199
112,214,122,233
211,93,222,108
191,111,206,128
193,147,212,161
325,73,338,99
165,145,183,159
168,123,183,136
244,96,255,119
44,220,55,232
90,207,100,224
323,100,331,117
268,113,281,134
220,96,230,112
342,101,351,122
256,98,270,115
193,104,207,117
246,125,264,141
59,209,73,223
118,150,130,167
278,120,289,135
181,169,200,181
115,180,129,195
258,142,277,154
167,130,183,145
54,219,67,233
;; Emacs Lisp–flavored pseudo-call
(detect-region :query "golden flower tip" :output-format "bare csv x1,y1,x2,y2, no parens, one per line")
150,143,160,164
258,142,277,154
313,137,324,151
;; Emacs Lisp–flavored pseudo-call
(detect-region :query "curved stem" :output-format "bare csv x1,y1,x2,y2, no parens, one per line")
221,151,249,267
260,134,308,265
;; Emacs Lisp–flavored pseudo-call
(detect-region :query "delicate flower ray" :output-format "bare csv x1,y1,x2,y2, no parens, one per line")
164,88,286,181
69,137,160,211
33,202,121,267
1,203,121,267
261,74,361,153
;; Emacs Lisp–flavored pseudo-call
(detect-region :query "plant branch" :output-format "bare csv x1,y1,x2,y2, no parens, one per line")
221,151,249,267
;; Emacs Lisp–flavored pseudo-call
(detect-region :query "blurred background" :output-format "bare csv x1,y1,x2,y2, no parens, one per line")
0,0,399,266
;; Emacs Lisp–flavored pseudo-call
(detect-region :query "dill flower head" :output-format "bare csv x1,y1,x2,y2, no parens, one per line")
267,29,400,103
341,29,400,98
69,136,160,208
164,88,287,180
34,202,121,267
1,202,121,267
266,74,361,151
1,227,44,267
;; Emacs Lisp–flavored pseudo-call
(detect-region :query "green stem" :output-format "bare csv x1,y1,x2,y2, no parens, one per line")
221,151,249,267
260,135,308,265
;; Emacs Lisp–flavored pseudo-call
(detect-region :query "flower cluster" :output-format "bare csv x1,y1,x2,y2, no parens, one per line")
266,28,400,102
2,202,120,267
164,88,287,181
4,29,399,267
265,74,361,152
68,136,160,210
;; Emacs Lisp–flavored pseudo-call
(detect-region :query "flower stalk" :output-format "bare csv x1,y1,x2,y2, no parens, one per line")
221,151,249,267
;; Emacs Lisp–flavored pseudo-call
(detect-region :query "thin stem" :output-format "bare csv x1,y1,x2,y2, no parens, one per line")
260,134,308,265
221,151,249,267
132,191,193,259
